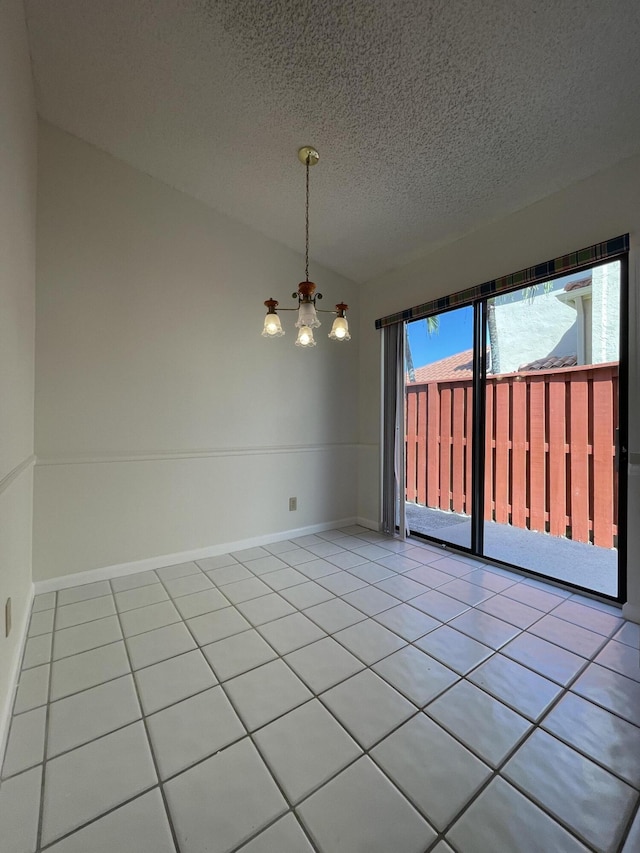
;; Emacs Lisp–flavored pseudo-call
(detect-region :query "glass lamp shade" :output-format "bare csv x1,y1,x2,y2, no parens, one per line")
296,301,321,329
262,312,285,337
328,316,350,341
295,325,316,347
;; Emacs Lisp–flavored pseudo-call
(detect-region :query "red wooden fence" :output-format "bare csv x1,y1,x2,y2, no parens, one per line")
405,363,618,547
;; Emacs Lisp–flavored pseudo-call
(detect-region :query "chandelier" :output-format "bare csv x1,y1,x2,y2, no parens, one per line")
262,146,351,347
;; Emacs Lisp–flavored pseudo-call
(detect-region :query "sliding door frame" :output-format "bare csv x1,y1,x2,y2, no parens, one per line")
617,253,629,604
470,300,486,557
402,252,629,603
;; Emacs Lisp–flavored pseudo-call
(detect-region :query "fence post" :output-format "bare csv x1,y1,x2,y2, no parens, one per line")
452,386,465,513
569,373,590,542
417,388,427,506
439,387,452,511
427,384,439,508
494,381,510,524
529,377,546,532
593,368,614,546
406,389,417,503
484,381,494,521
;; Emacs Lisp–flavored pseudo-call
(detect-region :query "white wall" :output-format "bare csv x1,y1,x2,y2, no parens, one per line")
34,123,360,581
0,0,37,743
358,152,640,620
592,263,621,364
492,278,577,374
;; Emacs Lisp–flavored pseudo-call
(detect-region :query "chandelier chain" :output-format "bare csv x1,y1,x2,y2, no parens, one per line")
305,155,310,281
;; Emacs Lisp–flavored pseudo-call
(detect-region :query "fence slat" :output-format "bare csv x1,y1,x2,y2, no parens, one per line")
593,369,614,546
427,384,440,507
494,381,510,523
465,384,473,515
548,376,567,537
405,364,617,548
417,389,427,505
440,387,452,510
569,374,590,542
452,386,465,513
484,381,494,521
511,380,527,527
406,390,417,502
528,377,546,532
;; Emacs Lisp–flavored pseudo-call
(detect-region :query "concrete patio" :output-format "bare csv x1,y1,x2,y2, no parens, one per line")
405,504,618,597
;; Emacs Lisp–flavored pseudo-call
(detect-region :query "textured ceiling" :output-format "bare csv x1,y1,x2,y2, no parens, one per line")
24,0,640,283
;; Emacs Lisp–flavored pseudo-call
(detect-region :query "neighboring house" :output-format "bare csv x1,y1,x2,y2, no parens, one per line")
556,262,621,365
489,260,620,374
490,276,577,374
518,353,578,371
409,349,474,384
407,259,621,382
407,348,583,382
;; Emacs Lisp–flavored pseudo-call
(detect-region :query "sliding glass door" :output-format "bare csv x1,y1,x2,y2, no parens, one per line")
404,306,474,550
402,254,627,601
482,261,624,597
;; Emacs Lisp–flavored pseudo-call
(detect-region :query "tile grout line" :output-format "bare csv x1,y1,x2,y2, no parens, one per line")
411,685,600,850
4,531,632,853
19,567,635,758
107,578,183,853
12,603,332,728
156,557,447,849
205,587,451,845
204,600,435,851
617,796,640,853
395,646,608,849
42,560,615,660
272,569,637,846
34,589,57,851
1,610,48,781
438,677,638,794
150,569,275,851
429,609,635,852
17,570,633,740
36,785,161,852
36,665,632,853
30,648,606,853
151,570,325,853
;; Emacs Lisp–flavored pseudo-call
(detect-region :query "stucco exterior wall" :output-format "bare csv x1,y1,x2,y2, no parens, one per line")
592,263,621,363
491,278,577,373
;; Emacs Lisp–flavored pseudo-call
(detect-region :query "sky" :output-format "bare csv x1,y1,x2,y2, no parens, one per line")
405,267,600,369
406,305,474,368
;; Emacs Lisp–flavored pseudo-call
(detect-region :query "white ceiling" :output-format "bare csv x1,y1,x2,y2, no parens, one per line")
24,0,640,283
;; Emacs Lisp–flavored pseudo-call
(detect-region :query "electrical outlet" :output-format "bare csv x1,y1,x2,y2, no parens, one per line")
5,598,11,638
289,497,297,511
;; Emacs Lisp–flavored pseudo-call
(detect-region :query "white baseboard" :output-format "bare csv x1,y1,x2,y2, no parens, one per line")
0,583,34,772
356,517,380,532
622,601,640,624
33,517,362,594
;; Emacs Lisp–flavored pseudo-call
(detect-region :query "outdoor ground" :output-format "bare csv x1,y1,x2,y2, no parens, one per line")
405,504,618,598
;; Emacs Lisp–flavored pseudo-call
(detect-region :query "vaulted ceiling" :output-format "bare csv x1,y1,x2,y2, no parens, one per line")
24,0,640,282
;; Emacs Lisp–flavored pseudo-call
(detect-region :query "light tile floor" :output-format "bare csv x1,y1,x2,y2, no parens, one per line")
2,526,639,853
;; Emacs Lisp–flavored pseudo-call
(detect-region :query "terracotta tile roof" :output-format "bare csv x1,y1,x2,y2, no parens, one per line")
409,349,578,380
563,276,591,292
518,354,577,371
409,349,474,383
